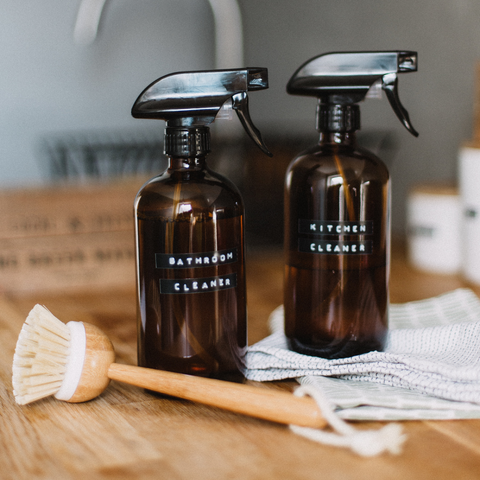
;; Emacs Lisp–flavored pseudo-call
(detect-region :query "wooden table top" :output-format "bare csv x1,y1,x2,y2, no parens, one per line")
1,243,480,479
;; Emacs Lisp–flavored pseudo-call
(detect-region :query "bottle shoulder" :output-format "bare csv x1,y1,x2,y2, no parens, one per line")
138,166,239,191
135,167,243,219
286,143,389,182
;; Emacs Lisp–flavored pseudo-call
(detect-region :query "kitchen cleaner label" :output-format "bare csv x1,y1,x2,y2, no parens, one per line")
298,220,373,255
298,220,373,235
156,248,237,269
160,273,237,294
299,238,373,254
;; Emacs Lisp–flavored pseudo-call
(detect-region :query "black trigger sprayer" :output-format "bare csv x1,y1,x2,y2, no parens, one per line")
284,51,418,359
132,68,271,379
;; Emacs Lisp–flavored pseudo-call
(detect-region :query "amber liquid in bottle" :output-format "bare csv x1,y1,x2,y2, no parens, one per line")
135,156,246,379
284,132,390,358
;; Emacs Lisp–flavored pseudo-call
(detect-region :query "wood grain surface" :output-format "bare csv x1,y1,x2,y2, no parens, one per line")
1,243,480,479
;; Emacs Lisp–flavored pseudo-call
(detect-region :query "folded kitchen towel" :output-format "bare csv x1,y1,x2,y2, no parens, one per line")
245,289,480,420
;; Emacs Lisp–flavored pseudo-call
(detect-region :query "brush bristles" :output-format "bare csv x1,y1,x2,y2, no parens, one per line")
12,305,71,405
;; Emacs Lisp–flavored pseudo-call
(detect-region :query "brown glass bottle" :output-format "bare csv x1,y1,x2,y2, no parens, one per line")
284,130,390,359
135,155,247,379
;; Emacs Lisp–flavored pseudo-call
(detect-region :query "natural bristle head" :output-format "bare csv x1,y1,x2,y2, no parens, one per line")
12,305,71,405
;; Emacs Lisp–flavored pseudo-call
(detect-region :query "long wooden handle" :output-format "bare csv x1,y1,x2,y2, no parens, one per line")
107,363,326,429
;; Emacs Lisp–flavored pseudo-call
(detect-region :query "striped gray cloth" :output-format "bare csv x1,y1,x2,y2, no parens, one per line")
245,289,480,420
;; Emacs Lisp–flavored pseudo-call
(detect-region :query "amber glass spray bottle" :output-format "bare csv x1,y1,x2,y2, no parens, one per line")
132,69,271,380
284,51,419,358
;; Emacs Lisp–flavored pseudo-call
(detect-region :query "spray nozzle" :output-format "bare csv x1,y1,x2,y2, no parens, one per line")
132,68,272,156
287,51,418,137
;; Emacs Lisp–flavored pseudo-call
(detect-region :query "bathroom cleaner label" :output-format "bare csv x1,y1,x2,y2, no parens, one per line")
155,248,237,269
159,273,237,294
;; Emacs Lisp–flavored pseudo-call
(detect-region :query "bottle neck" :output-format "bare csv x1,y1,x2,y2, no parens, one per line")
318,131,357,146
168,156,207,171
316,103,360,138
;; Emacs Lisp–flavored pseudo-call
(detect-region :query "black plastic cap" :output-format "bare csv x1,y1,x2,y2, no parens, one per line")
164,127,211,157
317,104,360,133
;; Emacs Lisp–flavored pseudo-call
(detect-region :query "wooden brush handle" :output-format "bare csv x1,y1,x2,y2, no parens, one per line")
107,363,326,429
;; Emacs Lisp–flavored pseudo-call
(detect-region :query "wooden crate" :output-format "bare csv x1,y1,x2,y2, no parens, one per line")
0,178,146,294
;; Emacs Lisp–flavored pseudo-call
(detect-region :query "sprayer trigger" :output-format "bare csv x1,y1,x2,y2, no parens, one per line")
382,73,419,137
232,92,272,157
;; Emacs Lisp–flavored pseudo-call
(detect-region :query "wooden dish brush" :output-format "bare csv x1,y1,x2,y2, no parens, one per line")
12,305,326,429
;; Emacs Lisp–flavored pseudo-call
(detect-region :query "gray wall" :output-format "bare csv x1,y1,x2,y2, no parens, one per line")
2,0,480,234
0,0,214,184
